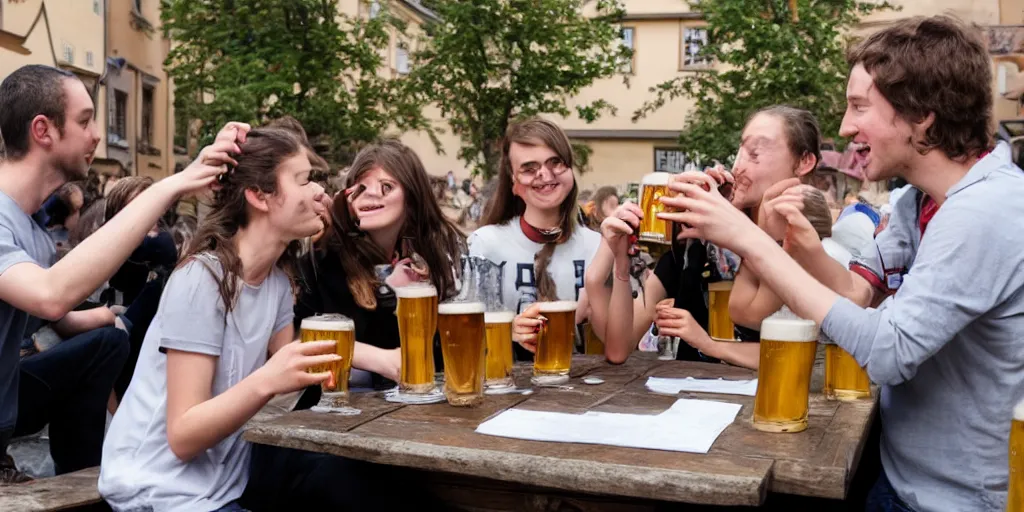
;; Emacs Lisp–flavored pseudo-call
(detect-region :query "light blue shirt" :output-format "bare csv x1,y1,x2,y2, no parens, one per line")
823,143,1024,512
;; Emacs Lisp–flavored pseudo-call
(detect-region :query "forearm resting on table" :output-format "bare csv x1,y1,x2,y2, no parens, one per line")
353,342,397,380
0,181,178,320
167,363,274,462
701,341,761,370
51,308,116,338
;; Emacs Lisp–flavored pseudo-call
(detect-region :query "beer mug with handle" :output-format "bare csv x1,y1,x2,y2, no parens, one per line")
438,257,488,406
474,257,516,392
301,313,360,415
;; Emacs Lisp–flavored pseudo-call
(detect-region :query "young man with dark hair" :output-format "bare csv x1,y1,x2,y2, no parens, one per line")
0,64,245,482
660,16,1024,511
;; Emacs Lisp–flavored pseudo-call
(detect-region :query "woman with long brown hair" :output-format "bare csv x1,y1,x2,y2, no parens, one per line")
469,118,601,359
101,126,386,510
294,139,465,389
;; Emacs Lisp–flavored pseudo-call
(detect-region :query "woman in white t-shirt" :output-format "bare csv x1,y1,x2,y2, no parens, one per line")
468,118,600,358
99,126,397,511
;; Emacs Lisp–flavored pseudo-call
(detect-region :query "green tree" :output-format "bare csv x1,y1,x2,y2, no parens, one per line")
162,0,433,164
407,0,631,179
634,0,891,164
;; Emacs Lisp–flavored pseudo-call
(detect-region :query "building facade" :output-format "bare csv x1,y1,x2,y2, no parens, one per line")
0,0,175,181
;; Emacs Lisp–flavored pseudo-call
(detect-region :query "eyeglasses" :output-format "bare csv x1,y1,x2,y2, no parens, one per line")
515,157,569,185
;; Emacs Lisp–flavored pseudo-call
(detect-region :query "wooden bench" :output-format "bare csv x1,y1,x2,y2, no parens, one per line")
0,467,105,511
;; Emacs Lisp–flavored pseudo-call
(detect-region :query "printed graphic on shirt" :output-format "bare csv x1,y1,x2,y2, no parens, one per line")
513,261,585,313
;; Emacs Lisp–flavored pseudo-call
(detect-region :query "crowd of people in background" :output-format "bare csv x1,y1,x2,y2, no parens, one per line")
0,14,1020,512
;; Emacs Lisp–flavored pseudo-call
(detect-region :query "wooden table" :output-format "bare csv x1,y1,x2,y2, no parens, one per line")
244,353,877,508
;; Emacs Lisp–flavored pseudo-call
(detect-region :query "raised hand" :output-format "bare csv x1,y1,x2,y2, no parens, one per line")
255,340,340,396
600,202,642,257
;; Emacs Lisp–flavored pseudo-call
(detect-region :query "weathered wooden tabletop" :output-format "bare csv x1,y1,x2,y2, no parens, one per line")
244,353,877,507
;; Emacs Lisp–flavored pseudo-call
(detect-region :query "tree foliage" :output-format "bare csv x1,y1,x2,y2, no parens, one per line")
162,0,433,164
634,0,891,164
407,0,631,179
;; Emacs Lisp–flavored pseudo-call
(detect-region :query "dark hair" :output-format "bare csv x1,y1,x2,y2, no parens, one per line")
847,16,992,160
104,176,154,223
45,182,84,228
801,187,833,240
481,118,580,301
751,105,822,170
265,116,330,175
180,128,307,312
589,186,619,228
0,65,76,160
325,139,466,309
70,198,106,246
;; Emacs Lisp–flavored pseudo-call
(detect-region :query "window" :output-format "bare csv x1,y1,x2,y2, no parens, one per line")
110,90,129,145
619,27,635,74
681,27,711,68
86,51,94,68
141,86,154,146
93,0,101,14
369,0,381,19
396,43,410,74
62,42,75,65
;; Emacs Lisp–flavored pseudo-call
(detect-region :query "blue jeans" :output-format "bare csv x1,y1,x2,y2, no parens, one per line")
866,468,917,512
14,326,129,474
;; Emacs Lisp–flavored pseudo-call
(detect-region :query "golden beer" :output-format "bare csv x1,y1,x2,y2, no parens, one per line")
300,314,356,397
824,345,871,401
639,172,674,242
753,315,818,433
583,321,605,355
484,311,515,389
438,302,487,406
395,284,439,393
1010,399,1024,512
532,301,577,386
708,281,735,341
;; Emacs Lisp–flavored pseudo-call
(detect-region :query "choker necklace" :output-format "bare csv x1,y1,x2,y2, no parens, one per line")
519,216,562,244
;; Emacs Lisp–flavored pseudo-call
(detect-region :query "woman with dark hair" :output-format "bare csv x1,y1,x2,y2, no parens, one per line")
587,105,823,369
469,117,601,358
295,138,466,390
100,127,386,510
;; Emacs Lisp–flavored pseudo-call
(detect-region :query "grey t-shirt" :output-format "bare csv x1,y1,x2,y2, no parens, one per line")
823,142,1024,512
0,191,56,431
99,254,294,512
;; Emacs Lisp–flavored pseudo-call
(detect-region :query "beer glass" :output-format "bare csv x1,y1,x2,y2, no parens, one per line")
438,301,487,406
392,283,444,404
532,301,577,386
484,311,515,389
301,314,359,415
824,345,871,401
707,281,735,341
1010,399,1024,512
753,313,819,433
638,172,673,242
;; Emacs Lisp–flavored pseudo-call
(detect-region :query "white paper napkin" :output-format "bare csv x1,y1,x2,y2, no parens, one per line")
645,376,758,397
475,398,741,454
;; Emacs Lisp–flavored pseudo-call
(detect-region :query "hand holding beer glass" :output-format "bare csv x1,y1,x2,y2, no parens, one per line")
531,301,578,386
390,283,445,404
638,172,674,243
753,311,818,433
300,314,359,415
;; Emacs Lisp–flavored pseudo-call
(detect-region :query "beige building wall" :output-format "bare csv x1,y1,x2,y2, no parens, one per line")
1,0,108,158
105,0,174,179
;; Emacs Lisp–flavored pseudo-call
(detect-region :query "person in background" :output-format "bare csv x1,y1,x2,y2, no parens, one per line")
0,64,229,482
469,118,601,359
34,182,85,257
587,186,619,230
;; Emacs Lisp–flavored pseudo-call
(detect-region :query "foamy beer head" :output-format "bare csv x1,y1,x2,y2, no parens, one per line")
300,313,355,335
485,311,515,325
394,283,438,300
438,301,486,316
753,313,819,433
639,172,673,242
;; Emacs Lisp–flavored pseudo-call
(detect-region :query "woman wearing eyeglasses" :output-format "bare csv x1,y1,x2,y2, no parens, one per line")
468,118,601,359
